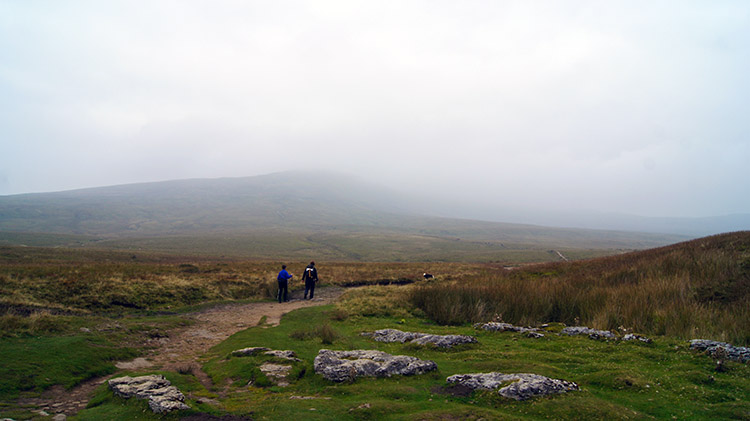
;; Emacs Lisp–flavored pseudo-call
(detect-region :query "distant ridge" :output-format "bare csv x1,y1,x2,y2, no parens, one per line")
0,171,688,261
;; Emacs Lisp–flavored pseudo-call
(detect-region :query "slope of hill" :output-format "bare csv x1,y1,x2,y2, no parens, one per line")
413,231,750,344
0,171,687,261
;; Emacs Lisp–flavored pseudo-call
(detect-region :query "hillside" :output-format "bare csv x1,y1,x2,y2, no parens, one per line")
412,231,750,345
0,171,687,261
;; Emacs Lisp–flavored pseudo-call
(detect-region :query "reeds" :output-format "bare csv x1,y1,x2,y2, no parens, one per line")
410,232,750,345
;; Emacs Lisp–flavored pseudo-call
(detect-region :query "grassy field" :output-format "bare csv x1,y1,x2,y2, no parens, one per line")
0,233,748,419
76,300,750,420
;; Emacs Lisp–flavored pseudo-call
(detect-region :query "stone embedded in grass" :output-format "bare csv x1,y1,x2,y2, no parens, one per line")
259,363,294,387
475,322,543,336
690,339,750,363
108,375,190,414
622,333,653,343
264,350,302,361
231,346,271,357
561,326,616,340
314,349,437,382
446,372,579,401
366,328,478,348
231,347,301,361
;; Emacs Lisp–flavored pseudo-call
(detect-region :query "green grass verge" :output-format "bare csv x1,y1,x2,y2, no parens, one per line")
0,335,137,401
73,304,748,420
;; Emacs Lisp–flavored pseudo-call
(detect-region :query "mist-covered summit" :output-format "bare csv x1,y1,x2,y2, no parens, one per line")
0,171,689,260
0,171,415,235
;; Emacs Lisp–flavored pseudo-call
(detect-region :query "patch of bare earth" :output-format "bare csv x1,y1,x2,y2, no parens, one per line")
20,287,345,418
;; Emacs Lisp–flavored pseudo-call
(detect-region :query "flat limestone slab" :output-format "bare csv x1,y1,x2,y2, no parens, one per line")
367,329,477,348
314,349,437,382
446,372,579,400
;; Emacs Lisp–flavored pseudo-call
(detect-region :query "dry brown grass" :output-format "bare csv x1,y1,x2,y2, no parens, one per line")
411,232,750,345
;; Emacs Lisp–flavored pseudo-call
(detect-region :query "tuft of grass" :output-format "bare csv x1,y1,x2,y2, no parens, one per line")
316,324,338,345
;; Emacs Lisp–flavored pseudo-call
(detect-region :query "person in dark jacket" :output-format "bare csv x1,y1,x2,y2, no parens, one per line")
277,264,293,303
302,261,318,300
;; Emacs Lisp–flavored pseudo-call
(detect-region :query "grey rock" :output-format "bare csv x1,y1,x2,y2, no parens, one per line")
260,363,293,387
264,350,301,361
52,416,67,421
561,326,616,339
526,332,545,339
108,375,171,399
690,339,750,363
475,322,541,334
231,346,271,357
148,396,190,414
108,375,189,413
623,333,653,343
369,329,425,343
314,349,437,382
368,329,477,348
446,372,579,400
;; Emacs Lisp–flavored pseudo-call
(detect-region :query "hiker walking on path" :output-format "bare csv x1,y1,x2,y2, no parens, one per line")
302,261,318,300
277,265,293,303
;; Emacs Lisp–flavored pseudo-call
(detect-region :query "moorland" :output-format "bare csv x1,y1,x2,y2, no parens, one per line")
0,231,748,420
0,173,748,419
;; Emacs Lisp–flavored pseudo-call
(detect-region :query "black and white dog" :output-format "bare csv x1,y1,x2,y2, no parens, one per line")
423,273,434,280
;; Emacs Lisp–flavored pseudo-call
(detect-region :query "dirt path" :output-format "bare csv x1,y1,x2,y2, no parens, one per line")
24,287,347,418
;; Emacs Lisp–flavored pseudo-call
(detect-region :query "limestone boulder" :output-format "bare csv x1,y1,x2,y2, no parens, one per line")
108,375,189,413
368,329,477,348
231,347,271,357
475,322,542,335
314,349,437,382
561,326,616,340
623,333,653,343
690,339,750,363
446,372,579,400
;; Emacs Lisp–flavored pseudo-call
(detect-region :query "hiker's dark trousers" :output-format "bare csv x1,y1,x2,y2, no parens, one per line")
277,280,288,303
304,280,316,299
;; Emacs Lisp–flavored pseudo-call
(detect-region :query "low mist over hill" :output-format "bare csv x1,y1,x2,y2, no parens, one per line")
0,171,688,261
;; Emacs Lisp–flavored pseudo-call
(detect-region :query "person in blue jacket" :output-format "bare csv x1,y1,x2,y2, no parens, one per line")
302,261,318,299
277,264,293,303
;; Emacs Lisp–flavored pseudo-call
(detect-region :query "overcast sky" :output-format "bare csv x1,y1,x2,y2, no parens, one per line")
1,1,748,218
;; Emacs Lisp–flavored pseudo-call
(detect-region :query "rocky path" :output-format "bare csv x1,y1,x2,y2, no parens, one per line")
21,287,346,419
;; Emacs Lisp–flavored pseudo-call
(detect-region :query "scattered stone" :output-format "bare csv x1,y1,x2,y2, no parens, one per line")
264,350,301,361
259,363,293,387
446,372,579,400
52,414,67,421
195,397,221,406
34,410,49,416
314,349,437,382
79,327,91,333
475,322,541,335
561,326,616,340
289,396,332,400
108,375,190,414
231,347,271,357
367,329,477,348
350,403,371,411
115,357,153,370
526,332,545,339
690,339,750,363
622,333,653,343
